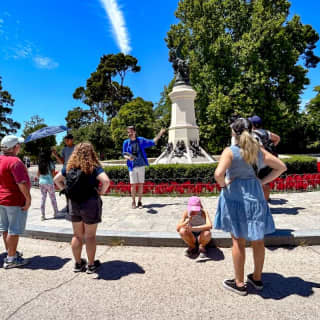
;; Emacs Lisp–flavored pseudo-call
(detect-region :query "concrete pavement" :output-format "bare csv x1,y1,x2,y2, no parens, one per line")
0,238,319,320
24,188,320,247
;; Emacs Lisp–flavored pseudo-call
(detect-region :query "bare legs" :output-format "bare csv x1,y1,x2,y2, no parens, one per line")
252,240,265,281
131,183,144,207
2,231,19,256
179,228,211,249
231,235,265,286
231,236,246,287
71,222,98,265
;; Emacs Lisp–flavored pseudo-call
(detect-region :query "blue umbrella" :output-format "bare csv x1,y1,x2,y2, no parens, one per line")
25,125,68,143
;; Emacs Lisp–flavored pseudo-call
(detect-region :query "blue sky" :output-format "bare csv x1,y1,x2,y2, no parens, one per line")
0,0,319,140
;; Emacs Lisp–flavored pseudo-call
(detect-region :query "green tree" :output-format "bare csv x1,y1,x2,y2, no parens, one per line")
110,97,156,156
71,122,117,160
303,86,320,151
166,0,320,153
0,77,20,138
65,107,92,130
21,115,56,160
73,53,140,122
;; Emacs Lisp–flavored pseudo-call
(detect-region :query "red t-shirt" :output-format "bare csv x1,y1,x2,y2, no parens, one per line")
0,155,31,206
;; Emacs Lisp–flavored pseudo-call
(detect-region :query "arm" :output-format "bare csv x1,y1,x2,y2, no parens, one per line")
270,132,280,146
214,147,233,187
176,210,189,232
153,128,166,144
260,148,287,185
190,210,212,232
53,171,65,190
17,183,31,211
96,172,110,195
52,149,64,164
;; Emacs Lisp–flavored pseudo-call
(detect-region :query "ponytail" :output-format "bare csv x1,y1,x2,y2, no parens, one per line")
238,131,260,164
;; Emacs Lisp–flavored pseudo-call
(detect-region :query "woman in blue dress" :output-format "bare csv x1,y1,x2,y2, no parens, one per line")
214,118,287,295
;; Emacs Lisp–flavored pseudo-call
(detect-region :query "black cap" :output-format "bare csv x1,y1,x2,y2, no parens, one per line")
64,133,73,139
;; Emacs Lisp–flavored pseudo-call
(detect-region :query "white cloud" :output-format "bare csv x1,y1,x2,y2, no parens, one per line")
99,0,131,54
12,43,33,59
33,56,59,69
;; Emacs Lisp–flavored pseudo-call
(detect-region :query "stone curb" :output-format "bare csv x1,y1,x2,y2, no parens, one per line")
23,225,320,247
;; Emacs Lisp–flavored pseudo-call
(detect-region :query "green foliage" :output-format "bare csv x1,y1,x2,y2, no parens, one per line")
0,77,20,138
283,155,317,174
110,97,157,156
166,0,320,154
303,86,320,152
70,122,117,160
65,107,92,130
103,155,317,183
72,53,140,122
21,115,56,160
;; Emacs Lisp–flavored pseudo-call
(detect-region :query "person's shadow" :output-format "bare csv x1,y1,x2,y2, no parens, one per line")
143,203,181,215
248,273,320,299
268,198,288,205
196,247,225,263
0,254,70,270
270,207,305,215
94,260,145,280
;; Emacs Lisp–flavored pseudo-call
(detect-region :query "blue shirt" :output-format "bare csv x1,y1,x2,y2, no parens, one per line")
62,146,75,169
39,162,55,185
122,137,155,171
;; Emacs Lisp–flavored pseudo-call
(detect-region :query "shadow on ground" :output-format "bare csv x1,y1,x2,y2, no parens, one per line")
143,203,181,214
95,260,145,280
268,198,288,205
248,273,320,299
0,254,70,270
270,207,305,215
196,247,225,263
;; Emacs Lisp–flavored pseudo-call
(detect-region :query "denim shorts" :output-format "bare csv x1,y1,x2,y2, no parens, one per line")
0,205,28,235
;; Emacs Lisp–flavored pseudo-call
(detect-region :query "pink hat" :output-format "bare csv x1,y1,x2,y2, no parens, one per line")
187,196,201,213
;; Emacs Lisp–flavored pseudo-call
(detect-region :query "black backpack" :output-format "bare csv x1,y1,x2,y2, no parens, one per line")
253,129,278,157
65,168,97,202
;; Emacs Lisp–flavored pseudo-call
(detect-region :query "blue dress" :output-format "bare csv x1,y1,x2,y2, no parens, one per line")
214,146,275,241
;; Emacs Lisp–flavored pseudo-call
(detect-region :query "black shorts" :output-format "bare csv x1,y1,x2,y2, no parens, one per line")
258,166,272,180
68,196,102,224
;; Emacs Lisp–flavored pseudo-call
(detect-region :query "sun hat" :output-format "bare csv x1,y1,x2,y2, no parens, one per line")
1,135,24,149
187,196,201,213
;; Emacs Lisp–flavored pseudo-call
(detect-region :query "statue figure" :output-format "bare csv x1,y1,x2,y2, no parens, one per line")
189,140,203,158
169,43,190,86
174,140,187,157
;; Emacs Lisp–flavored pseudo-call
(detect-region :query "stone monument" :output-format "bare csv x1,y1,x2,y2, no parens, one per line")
154,47,215,164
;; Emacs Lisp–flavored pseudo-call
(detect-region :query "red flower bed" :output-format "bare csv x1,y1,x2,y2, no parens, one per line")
105,173,320,195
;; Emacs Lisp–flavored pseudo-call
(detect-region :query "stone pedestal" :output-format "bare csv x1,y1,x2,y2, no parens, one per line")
154,85,215,164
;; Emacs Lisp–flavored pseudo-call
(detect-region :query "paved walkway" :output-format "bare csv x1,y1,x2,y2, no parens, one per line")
1,238,320,320
25,188,320,246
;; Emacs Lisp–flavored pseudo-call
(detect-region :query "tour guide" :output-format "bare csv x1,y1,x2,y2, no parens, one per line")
123,126,166,209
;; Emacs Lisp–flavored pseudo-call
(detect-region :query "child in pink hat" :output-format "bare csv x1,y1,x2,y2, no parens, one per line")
176,196,212,258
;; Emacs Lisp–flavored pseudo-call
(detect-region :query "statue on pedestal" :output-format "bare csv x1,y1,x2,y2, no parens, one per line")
169,43,190,86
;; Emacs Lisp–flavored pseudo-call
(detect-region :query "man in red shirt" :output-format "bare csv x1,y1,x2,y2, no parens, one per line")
0,135,31,269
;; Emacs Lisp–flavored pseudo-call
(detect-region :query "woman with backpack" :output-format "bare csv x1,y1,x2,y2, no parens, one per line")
54,142,110,274
37,151,59,220
214,118,286,296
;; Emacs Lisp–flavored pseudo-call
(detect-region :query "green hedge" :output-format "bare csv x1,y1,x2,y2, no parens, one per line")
104,155,317,182
282,155,317,174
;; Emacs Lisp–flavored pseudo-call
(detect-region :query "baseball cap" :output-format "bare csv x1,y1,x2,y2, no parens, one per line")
64,133,74,139
1,135,24,149
187,196,201,213
248,115,262,126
